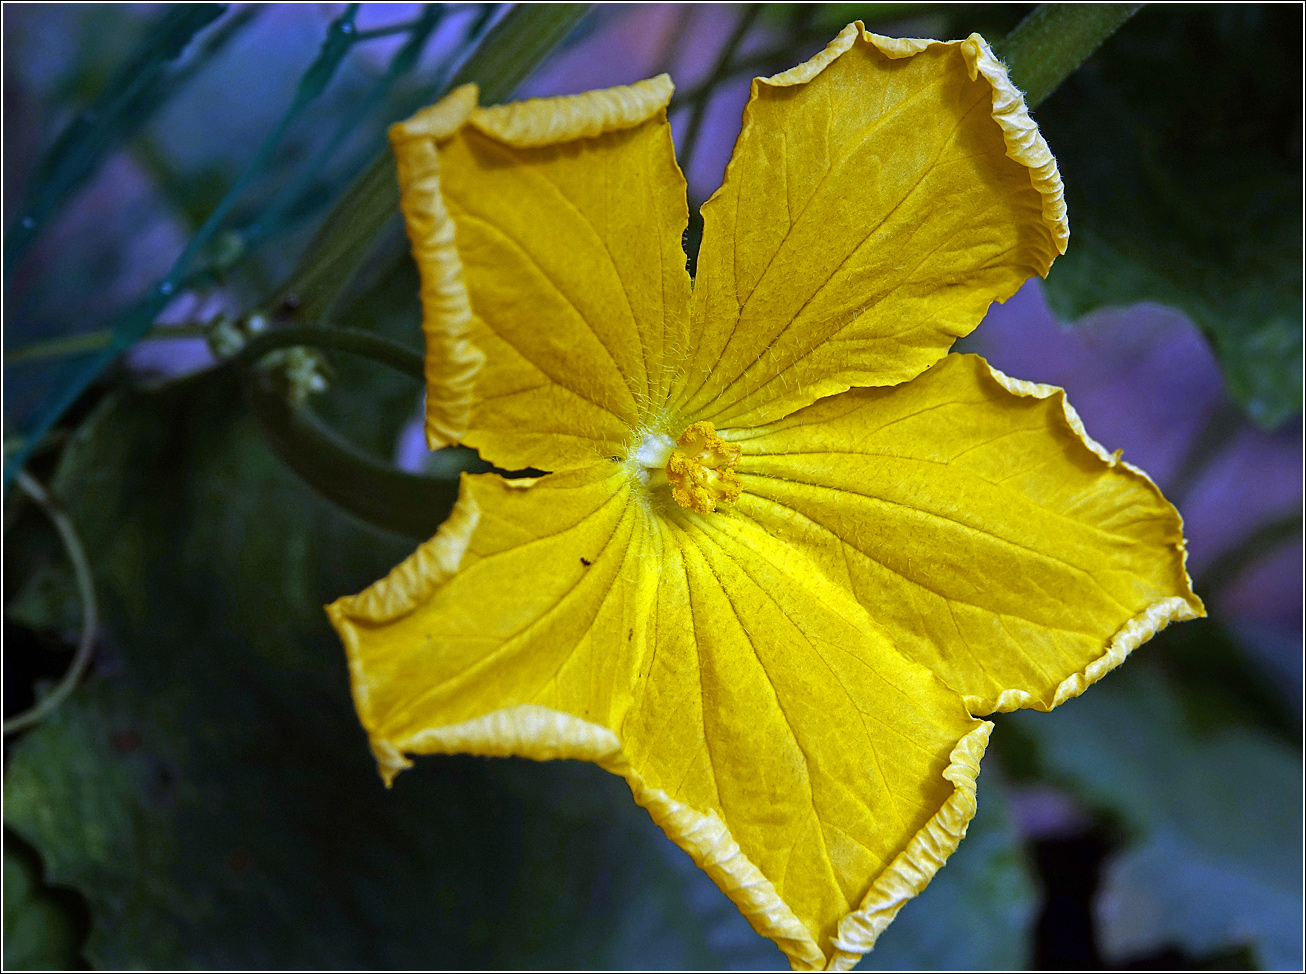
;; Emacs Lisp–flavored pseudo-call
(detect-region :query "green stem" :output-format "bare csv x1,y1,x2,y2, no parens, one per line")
4,5,227,282
994,3,1144,108
237,323,467,537
6,325,209,366
174,5,363,278
4,471,100,736
453,4,590,106
6,331,113,364
354,17,432,41
240,6,445,253
244,377,458,540
238,326,425,382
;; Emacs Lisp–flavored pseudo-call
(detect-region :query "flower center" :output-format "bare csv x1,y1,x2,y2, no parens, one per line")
666,421,741,513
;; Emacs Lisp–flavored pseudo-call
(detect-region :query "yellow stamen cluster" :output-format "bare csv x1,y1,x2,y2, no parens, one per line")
666,421,742,513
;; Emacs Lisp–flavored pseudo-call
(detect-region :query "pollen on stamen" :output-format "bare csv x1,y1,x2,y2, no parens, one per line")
666,421,742,513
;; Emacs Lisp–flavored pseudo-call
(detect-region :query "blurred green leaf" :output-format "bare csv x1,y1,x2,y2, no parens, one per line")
1098,821,1298,970
1,367,778,968
7,563,80,634
1007,666,1303,968
1038,5,1303,428
861,774,1037,970
3,839,80,971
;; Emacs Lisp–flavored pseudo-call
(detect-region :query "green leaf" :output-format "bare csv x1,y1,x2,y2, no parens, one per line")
1037,5,1302,428
1098,820,1299,970
6,563,80,634
861,775,1037,970
1,369,774,968
1006,666,1303,968
3,839,80,971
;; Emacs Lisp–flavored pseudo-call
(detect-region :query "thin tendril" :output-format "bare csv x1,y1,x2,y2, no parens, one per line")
4,471,100,736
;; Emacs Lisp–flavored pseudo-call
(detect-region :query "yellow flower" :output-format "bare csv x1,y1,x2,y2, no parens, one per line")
327,25,1203,971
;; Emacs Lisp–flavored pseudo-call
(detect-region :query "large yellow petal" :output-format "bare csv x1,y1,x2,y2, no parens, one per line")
328,467,990,970
622,509,988,970
327,465,655,781
389,77,693,471
729,354,1205,716
676,25,1067,431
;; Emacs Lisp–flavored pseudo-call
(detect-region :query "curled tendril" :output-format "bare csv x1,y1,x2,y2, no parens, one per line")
4,471,99,736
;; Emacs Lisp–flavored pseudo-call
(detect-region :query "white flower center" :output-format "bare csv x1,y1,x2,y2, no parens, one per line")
631,432,675,469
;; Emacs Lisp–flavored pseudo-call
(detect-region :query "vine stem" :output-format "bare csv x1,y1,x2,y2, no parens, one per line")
239,5,446,254
995,3,1145,108
4,471,100,736
6,324,209,365
237,326,425,382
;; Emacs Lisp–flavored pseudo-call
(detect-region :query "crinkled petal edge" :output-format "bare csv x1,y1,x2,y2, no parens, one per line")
344,693,994,972
389,84,485,450
960,33,1069,260
620,770,825,970
468,73,673,147
827,721,993,971
365,704,625,790
966,359,1206,716
387,76,675,449
327,473,524,777
757,24,1067,272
